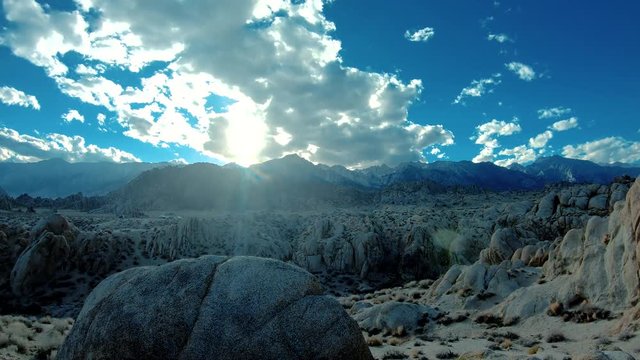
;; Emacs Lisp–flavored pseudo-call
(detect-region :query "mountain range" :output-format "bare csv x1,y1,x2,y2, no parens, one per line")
109,155,640,210
0,156,638,207
0,159,165,197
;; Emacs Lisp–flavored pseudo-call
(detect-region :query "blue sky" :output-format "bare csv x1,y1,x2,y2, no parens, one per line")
0,0,638,167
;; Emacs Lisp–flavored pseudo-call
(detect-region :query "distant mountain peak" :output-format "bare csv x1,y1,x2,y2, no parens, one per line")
281,153,310,162
222,162,243,169
254,153,314,169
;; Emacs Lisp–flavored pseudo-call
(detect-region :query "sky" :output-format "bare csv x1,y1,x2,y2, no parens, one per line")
0,0,638,168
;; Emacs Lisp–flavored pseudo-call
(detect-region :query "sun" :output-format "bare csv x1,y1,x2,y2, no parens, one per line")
223,99,270,166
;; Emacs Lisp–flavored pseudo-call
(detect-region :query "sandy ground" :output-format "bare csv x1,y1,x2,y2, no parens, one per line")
1,305,638,359
366,314,640,359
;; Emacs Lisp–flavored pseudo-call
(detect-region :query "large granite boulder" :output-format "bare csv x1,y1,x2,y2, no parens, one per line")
56,256,373,360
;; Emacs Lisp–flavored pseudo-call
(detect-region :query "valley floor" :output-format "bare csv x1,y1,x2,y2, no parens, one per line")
1,178,639,359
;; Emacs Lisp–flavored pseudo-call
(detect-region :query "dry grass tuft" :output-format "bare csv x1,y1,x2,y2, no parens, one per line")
366,335,383,347
528,345,540,355
500,338,512,350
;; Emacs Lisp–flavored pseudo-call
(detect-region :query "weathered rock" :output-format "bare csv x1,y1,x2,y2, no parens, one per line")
543,177,640,309
588,194,608,210
9,214,79,297
483,177,640,322
480,228,536,265
400,225,450,280
353,301,440,334
10,231,71,297
535,192,558,218
511,241,550,267
30,214,75,240
427,259,538,312
56,256,373,360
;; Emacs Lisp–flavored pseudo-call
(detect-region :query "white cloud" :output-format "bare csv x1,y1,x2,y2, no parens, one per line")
169,157,188,165
97,113,106,125
404,27,435,42
495,145,536,167
494,116,579,166
62,109,85,123
0,0,456,168
0,127,140,162
538,106,571,119
75,64,100,76
474,119,521,145
0,0,184,76
487,33,512,43
505,62,536,81
562,137,640,164
473,144,497,163
551,117,579,131
528,130,553,149
471,119,521,162
0,86,41,110
453,74,502,104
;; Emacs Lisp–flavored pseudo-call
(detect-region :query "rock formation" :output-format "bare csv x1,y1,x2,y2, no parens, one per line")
10,215,77,297
56,256,373,360
425,177,640,332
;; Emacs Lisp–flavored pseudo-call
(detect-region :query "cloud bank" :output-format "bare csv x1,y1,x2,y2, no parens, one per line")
471,119,521,163
563,137,640,164
0,127,140,163
0,0,454,167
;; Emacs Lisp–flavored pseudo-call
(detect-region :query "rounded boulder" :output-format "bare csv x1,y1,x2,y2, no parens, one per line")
56,255,373,360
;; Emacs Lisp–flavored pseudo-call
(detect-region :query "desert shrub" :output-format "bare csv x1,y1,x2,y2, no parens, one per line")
435,350,458,359
501,339,512,350
547,301,564,316
382,350,408,359
366,336,383,347
474,313,503,327
546,331,567,343
528,345,540,355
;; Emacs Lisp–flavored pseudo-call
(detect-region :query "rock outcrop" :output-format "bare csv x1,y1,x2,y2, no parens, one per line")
426,177,640,329
56,256,373,360
541,177,640,310
5,213,133,315
10,215,77,297
353,301,440,335
0,187,10,210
